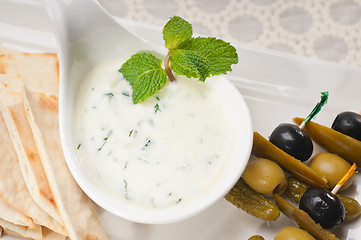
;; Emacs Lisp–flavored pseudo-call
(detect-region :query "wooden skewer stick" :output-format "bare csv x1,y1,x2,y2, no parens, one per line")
299,121,306,130
331,163,357,195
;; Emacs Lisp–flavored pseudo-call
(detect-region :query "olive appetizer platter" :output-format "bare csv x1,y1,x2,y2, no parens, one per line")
2,1,361,240
224,90,361,239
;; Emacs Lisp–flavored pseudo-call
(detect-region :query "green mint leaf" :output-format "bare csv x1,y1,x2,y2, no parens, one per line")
120,53,161,86
131,70,167,104
180,37,238,76
170,49,209,82
119,53,167,104
163,16,192,50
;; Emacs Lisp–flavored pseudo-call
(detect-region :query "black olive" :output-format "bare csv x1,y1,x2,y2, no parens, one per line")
299,187,345,229
332,111,361,141
269,123,313,162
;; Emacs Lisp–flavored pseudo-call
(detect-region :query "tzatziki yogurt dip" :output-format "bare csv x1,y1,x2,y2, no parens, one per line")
74,59,237,209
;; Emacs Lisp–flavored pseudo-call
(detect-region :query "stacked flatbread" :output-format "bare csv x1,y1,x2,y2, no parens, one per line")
0,45,109,240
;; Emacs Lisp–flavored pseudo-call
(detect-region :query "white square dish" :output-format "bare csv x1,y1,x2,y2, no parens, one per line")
1,0,361,239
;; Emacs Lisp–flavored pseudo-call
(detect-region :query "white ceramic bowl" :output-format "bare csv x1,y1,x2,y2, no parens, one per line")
62,73,252,224
45,0,253,224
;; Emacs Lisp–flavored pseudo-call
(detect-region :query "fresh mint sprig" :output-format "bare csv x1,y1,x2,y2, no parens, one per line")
119,16,238,104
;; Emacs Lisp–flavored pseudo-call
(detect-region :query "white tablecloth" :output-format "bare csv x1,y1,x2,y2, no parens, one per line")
99,0,361,67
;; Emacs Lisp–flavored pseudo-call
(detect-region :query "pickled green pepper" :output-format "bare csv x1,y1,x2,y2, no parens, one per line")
293,117,361,165
252,132,328,188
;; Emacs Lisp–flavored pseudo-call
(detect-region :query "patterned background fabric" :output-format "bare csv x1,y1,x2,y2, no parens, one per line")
98,0,361,67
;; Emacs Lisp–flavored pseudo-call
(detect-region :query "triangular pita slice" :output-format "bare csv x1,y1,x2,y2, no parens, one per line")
0,53,58,93
0,74,63,224
0,195,33,228
23,88,109,240
0,218,42,240
0,112,67,236
42,227,67,240
0,45,21,55
0,45,19,86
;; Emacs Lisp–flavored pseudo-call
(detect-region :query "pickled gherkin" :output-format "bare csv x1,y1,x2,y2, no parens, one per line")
252,132,328,188
338,195,361,220
293,117,361,165
286,177,361,220
274,194,339,240
286,177,310,203
248,235,265,240
225,179,280,221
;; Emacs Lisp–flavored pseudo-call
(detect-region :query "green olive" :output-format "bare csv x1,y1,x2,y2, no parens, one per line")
309,152,355,191
242,158,287,196
274,226,315,240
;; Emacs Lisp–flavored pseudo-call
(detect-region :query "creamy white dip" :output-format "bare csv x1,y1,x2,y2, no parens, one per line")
74,59,235,209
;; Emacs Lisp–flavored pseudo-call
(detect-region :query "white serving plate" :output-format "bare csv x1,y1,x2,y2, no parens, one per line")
1,0,361,239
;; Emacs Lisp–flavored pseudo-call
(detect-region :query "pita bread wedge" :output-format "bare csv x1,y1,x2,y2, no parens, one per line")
0,112,67,236
2,229,30,240
0,53,58,93
0,74,63,225
0,45,21,55
23,88,109,240
42,227,66,240
0,195,33,228
0,218,42,240
0,45,19,73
